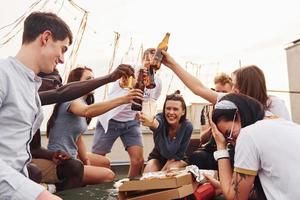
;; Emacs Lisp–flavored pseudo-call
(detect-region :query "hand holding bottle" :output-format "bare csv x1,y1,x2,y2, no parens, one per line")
160,50,178,70
122,88,143,104
131,68,145,111
110,64,135,82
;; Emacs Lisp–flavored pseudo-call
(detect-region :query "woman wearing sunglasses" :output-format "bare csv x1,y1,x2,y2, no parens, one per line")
205,93,300,200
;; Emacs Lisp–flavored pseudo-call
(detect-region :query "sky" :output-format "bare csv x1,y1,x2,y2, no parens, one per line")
1,0,300,130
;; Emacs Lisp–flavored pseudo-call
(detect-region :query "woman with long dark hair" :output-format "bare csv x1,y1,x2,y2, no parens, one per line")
205,93,300,200
47,66,143,185
139,90,193,172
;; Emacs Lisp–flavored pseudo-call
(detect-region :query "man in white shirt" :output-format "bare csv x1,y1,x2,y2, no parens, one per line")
92,48,162,177
0,12,73,200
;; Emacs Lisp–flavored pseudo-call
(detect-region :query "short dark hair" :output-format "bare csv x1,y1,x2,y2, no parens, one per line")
22,12,73,45
212,93,265,128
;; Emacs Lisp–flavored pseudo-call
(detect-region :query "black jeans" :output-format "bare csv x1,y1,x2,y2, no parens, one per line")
188,138,234,170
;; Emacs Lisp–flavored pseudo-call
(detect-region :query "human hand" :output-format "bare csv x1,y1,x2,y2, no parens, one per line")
110,64,135,82
202,173,222,196
36,190,62,200
52,150,70,164
122,89,143,104
137,112,154,127
209,113,227,150
161,50,177,69
161,159,176,171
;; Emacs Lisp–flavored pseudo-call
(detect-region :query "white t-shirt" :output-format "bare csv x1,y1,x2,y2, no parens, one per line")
217,93,291,120
266,95,290,120
97,75,162,132
234,118,300,200
113,75,162,121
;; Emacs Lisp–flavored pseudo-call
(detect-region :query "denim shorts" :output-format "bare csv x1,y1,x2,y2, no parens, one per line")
92,119,143,154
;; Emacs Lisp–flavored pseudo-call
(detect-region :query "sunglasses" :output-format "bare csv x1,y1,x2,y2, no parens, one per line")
224,110,237,141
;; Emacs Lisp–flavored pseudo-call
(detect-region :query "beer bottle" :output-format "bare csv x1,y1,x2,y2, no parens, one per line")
145,67,156,89
131,68,145,111
150,32,170,70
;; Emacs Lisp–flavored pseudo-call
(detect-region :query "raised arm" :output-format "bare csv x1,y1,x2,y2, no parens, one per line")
68,89,143,118
161,51,218,104
40,64,134,105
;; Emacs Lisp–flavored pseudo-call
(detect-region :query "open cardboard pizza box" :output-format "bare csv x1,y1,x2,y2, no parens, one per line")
117,171,193,192
118,183,194,200
115,166,216,200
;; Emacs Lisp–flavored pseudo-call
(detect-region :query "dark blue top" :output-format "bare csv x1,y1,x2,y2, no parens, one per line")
150,113,193,161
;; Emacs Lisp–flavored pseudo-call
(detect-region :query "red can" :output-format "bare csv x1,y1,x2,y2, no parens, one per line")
193,182,215,200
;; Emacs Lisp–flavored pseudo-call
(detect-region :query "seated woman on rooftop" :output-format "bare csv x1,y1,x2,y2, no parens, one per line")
138,90,193,172
46,66,143,185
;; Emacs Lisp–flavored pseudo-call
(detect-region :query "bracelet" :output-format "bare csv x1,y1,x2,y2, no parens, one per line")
213,149,230,161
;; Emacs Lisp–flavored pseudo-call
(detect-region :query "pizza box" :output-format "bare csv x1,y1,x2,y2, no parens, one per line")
117,172,193,192
118,183,194,200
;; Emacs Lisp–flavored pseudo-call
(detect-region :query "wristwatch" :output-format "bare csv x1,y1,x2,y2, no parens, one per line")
213,149,230,161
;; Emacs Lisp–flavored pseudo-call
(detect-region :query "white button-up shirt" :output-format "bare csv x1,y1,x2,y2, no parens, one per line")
0,57,45,199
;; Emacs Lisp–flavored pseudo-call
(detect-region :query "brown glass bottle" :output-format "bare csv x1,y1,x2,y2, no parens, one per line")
150,32,170,70
145,67,156,89
131,69,145,111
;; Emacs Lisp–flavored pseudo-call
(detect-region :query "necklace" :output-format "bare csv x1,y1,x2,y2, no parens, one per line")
169,130,177,140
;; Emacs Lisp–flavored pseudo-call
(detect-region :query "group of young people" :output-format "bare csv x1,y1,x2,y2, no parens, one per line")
1,11,299,200
0,11,192,200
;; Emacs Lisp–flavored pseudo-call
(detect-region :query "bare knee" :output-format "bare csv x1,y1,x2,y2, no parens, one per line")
102,158,111,168
103,170,115,182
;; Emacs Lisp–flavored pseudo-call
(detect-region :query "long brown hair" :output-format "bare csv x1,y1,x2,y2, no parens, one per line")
232,65,268,109
46,66,94,137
